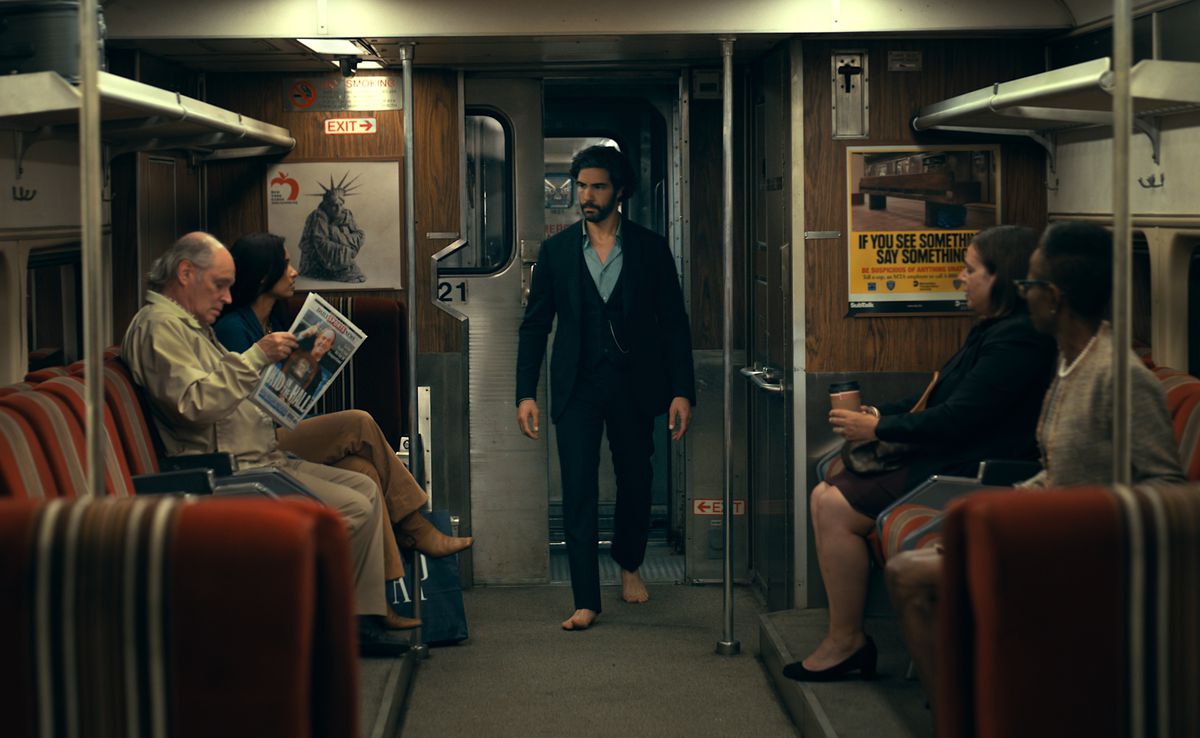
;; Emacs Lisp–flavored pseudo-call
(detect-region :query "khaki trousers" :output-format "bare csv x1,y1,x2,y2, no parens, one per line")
277,410,429,581
277,457,387,616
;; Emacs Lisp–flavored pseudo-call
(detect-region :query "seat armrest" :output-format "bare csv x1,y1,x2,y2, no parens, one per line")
225,468,323,503
212,482,277,498
978,460,1042,486
133,469,217,495
160,452,238,476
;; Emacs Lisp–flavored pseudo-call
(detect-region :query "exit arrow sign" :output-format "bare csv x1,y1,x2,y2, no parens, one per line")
324,117,377,135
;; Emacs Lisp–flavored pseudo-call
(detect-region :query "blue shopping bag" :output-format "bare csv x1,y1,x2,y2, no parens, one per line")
387,510,468,645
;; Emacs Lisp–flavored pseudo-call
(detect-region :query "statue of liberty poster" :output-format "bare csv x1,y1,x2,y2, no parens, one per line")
266,160,402,290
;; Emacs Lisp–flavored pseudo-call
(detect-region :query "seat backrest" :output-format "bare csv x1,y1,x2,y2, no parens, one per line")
286,295,408,445
101,358,162,475
0,380,135,498
0,496,361,738
0,383,34,398
22,365,72,383
938,484,1200,738
0,405,56,499
1153,366,1200,481
36,377,136,497
0,390,89,498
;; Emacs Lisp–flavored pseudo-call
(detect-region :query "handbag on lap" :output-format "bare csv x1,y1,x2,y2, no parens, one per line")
387,509,469,645
839,372,939,477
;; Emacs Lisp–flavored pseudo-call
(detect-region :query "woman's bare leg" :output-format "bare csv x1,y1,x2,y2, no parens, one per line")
804,483,875,670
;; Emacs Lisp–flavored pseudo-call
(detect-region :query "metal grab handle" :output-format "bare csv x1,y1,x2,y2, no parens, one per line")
739,365,785,394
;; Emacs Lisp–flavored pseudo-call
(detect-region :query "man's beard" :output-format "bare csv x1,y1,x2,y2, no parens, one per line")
581,198,616,223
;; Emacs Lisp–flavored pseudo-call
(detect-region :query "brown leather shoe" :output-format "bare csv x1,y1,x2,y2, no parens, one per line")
382,610,421,630
398,511,473,558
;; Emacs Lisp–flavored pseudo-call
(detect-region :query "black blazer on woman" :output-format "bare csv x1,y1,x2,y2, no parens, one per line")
515,218,696,423
874,312,1057,486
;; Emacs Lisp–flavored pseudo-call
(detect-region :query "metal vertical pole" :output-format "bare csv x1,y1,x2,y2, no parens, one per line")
400,44,429,658
1112,0,1132,485
716,36,741,658
79,0,104,497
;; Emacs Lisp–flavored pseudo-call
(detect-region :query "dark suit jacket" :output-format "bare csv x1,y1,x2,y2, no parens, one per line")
516,218,696,423
874,312,1057,486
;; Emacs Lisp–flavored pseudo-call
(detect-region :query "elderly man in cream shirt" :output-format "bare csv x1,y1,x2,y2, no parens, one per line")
122,231,408,654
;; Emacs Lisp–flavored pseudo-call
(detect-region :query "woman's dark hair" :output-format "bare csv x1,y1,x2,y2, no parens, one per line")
1038,221,1113,322
569,145,637,201
224,232,289,322
970,224,1038,318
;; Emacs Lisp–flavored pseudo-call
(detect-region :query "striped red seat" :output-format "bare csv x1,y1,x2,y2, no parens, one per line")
0,405,56,499
0,382,133,498
878,502,941,559
0,496,360,738
35,376,136,497
1153,366,1200,481
939,484,1200,738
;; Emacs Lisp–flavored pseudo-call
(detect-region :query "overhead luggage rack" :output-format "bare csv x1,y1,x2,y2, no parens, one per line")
911,57,1200,169
0,70,294,164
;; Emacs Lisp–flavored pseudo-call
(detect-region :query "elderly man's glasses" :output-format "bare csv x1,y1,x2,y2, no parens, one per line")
1013,278,1051,296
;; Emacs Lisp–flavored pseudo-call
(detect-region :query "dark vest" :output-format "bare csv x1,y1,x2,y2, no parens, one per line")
578,248,631,373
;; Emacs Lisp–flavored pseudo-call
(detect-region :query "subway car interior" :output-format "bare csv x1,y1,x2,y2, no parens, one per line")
1,0,1199,736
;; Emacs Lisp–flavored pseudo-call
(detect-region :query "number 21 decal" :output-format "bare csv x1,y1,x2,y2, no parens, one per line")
437,281,467,303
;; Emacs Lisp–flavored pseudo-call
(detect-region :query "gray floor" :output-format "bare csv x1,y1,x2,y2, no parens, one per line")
400,584,797,737
549,542,686,585
761,609,933,738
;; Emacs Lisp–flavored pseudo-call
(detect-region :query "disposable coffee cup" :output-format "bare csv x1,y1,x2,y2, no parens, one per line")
829,381,861,412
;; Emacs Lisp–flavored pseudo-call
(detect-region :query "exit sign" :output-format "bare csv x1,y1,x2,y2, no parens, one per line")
324,117,377,135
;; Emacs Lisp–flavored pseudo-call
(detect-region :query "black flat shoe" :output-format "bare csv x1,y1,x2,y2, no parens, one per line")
782,636,878,682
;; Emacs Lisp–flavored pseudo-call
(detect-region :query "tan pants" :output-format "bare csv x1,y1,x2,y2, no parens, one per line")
277,410,429,581
278,457,387,616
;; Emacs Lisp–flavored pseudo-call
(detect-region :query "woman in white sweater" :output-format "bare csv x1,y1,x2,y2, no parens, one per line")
1014,220,1184,488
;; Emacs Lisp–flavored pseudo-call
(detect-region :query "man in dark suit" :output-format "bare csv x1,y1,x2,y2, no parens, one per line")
516,146,696,631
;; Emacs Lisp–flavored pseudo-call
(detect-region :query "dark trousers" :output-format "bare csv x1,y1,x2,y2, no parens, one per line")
555,361,655,612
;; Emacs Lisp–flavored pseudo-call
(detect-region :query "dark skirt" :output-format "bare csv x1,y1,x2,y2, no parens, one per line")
827,465,912,519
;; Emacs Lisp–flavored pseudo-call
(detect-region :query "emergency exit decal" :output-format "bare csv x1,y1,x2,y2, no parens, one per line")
324,118,377,135
693,499,745,516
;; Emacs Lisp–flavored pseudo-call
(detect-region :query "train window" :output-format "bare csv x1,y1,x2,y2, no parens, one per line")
544,137,619,240
1047,13,1153,69
1131,236,1151,349
1160,0,1200,63
443,112,512,274
26,245,82,370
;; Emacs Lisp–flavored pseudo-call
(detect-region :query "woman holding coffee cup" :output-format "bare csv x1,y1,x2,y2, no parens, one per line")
784,225,1056,682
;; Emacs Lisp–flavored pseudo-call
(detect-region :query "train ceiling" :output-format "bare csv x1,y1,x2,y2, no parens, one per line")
99,0,1173,72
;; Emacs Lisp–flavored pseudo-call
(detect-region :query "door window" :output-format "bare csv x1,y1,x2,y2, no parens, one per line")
443,113,512,274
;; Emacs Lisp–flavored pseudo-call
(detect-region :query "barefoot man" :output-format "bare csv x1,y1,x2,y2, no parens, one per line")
516,146,696,630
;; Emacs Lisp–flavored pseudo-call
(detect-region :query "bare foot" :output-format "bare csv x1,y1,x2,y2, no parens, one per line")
561,609,598,630
801,633,867,671
621,569,650,603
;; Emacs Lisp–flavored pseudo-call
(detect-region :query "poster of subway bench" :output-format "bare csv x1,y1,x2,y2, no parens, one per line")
845,145,1001,316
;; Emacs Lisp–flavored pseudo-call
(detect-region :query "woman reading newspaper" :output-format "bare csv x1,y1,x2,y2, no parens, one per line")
215,232,472,628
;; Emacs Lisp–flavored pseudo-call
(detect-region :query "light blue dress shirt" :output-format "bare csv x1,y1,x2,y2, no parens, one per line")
581,221,623,302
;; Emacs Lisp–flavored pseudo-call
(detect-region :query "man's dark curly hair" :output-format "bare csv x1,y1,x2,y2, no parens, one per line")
569,145,636,202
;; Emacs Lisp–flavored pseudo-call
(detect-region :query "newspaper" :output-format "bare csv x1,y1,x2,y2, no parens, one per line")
251,293,366,429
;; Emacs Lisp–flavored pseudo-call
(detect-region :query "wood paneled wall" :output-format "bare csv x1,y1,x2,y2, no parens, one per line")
803,39,1048,372
205,70,462,353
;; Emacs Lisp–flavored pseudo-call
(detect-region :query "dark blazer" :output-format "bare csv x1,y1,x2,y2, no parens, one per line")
516,218,696,422
874,312,1056,486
